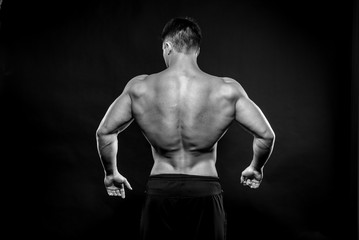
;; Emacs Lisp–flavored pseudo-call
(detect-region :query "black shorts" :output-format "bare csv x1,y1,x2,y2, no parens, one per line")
140,174,226,240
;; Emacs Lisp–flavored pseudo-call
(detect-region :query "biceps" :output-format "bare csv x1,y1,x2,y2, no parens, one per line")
235,97,272,138
98,93,134,135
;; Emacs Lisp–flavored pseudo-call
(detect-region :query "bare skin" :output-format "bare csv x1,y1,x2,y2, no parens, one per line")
96,42,275,198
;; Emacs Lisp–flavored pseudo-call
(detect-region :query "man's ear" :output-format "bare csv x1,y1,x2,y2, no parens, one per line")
196,47,200,56
163,41,173,55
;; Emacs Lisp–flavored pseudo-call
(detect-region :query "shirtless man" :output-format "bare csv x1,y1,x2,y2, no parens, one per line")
96,17,275,240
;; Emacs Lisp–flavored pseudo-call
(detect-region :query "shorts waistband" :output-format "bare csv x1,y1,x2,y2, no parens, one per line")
146,174,222,197
149,174,220,182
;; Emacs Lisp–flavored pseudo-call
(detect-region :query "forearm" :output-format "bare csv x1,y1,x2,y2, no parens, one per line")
96,133,119,176
250,135,275,170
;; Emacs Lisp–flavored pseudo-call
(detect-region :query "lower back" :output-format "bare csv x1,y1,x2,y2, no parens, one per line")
150,147,219,176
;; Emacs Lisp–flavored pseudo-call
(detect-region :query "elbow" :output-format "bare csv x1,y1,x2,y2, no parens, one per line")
258,128,275,146
266,128,275,140
96,126,118,149
265,129,275,146
96,125,118,140
96,125,107,139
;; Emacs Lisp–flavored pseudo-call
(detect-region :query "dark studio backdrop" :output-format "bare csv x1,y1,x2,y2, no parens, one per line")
1,0,357,239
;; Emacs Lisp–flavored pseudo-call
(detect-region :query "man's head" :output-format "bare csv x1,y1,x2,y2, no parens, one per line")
161,17,202,58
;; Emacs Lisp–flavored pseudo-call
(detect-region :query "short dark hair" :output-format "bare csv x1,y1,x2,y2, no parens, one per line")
161,17,202,53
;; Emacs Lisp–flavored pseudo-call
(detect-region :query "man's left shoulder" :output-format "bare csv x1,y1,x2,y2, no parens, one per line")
125,74,149,89
125,74,151,97
130,74,149,83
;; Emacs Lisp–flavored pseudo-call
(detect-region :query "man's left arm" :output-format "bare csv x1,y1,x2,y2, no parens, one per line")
96,75,146,198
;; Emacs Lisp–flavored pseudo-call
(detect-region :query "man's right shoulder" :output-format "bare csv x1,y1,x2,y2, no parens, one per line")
219,77,248,99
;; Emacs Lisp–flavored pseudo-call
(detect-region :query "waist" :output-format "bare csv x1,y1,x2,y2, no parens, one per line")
150,158,218,177
146,174,222,197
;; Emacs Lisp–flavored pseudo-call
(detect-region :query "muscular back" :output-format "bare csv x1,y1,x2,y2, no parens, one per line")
129,70,238,176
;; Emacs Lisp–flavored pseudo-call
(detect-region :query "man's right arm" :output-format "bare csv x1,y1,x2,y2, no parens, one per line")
228,78,275,188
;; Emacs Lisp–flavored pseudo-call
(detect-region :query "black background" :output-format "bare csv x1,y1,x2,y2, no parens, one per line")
1,0,357,239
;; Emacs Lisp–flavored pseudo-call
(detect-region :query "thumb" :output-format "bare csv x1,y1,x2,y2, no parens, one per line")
124,179,133,190
240,175,245,184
